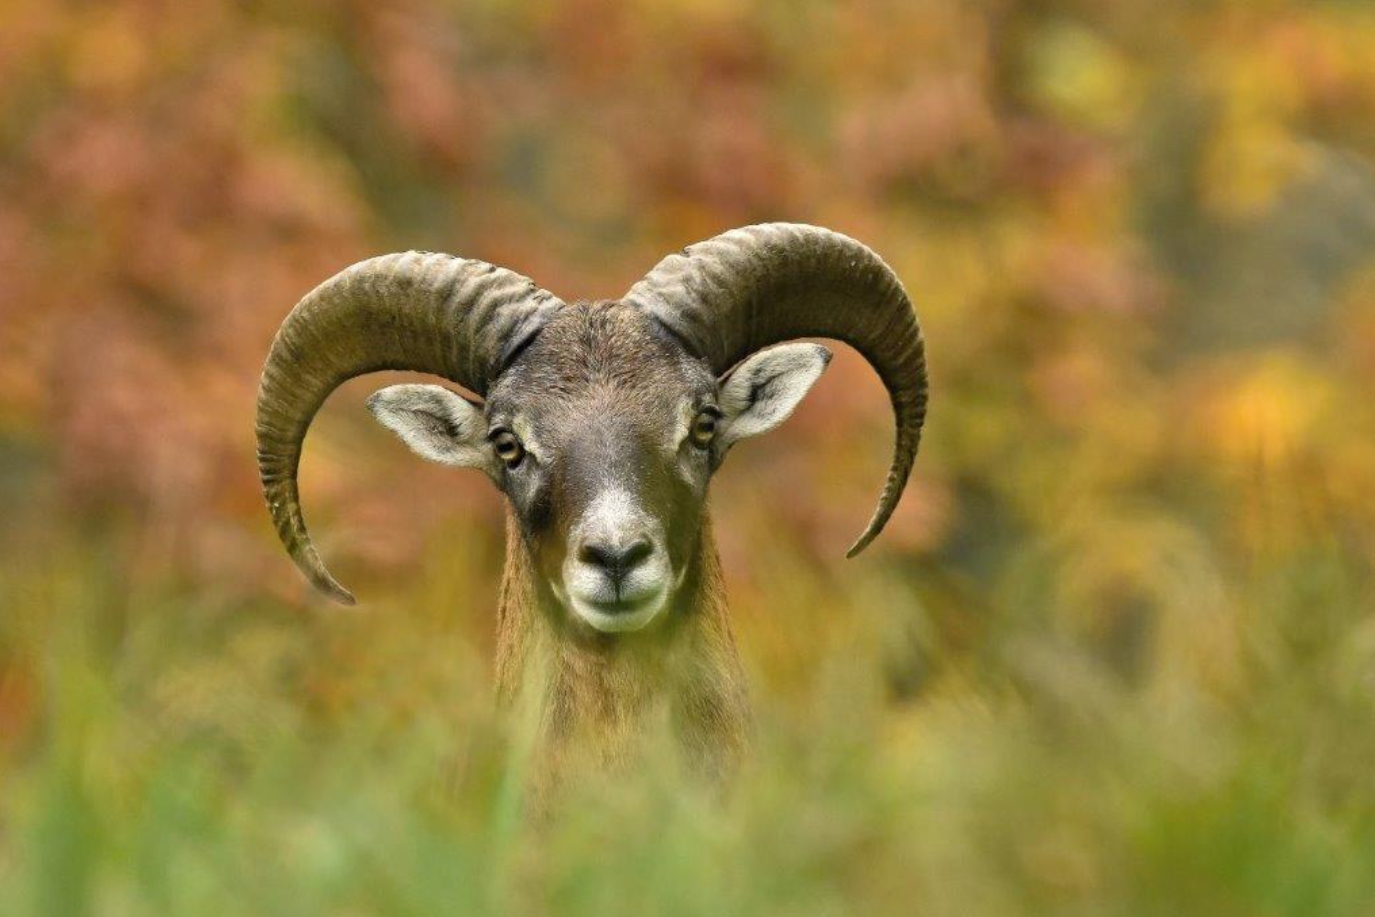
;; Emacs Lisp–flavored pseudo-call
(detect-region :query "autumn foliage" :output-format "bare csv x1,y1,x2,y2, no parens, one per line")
3,1,1375,913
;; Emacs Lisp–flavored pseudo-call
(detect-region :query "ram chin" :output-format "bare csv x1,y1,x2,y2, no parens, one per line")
557,586,670,634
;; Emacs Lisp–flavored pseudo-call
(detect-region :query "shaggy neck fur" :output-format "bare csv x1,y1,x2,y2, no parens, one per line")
493,507,750,783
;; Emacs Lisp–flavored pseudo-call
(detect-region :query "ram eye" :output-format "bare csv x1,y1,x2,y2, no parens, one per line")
491,430,525,468
690,408,720,449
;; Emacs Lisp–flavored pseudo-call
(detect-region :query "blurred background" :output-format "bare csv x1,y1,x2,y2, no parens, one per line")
4,0,1375,913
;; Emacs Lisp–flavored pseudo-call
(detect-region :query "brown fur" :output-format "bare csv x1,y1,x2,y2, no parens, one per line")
381,302,787,789
494,508,750,788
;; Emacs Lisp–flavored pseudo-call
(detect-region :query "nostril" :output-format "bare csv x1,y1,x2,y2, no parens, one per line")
578,537,654,580
621,537,652,571
578,542,614,570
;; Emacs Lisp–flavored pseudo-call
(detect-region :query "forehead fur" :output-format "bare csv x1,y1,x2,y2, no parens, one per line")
488,301,713,419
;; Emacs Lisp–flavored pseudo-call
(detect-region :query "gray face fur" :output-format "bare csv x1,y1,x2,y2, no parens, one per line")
367,301,830,634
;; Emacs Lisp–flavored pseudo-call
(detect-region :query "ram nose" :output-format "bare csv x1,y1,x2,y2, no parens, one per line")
562,487,672,631
577,535,654,588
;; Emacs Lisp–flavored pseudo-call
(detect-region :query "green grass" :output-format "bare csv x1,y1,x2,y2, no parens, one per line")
2,525,1374,917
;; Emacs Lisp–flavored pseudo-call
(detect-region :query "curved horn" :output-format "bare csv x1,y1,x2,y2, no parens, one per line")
623,223,927,557
256,251,563,604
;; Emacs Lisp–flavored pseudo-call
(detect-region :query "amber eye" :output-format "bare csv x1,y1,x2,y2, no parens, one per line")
491,430,525,468
690,409,720,449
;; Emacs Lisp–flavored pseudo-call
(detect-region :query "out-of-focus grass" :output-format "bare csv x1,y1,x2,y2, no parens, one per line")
2,512,1373,917
5,1,1375,912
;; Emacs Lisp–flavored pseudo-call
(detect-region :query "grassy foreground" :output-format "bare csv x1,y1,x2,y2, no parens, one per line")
2,518,1373,917
6,1,1375,912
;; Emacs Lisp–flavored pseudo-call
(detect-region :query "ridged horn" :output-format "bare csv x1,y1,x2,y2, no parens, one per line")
623,223,927,557
256,251,563,604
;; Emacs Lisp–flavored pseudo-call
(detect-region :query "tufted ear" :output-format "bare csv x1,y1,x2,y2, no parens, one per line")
366,383,497,477
717,342,831,451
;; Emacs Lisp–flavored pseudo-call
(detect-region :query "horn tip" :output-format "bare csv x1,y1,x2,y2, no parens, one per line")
322,581,358,606
309,568,357,605
286,537,358,604
844,530,878,559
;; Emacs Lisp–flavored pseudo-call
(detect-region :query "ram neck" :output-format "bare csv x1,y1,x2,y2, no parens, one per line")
492,508,748,777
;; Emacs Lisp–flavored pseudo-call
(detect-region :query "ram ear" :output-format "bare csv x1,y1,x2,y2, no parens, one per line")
366,384,498,477
717,343,831,451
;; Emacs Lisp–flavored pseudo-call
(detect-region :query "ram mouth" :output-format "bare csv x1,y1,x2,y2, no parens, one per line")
570,592,667,634
583,595,650,614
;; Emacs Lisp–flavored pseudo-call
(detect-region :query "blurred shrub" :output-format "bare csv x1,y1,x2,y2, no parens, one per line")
3,0,1375,912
